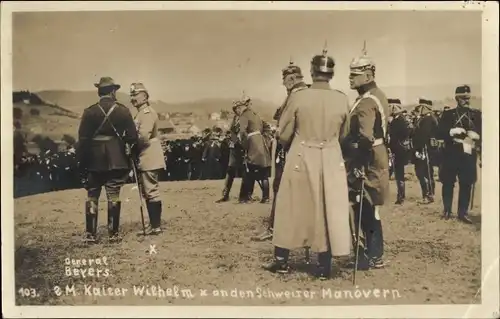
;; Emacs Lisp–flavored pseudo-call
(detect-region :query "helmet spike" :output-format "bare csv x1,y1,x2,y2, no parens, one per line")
289,55,294,66
362,40,367,56
322,40,328,56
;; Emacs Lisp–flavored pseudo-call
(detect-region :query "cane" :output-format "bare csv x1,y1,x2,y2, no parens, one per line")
131,159,147,236
353,170,366,286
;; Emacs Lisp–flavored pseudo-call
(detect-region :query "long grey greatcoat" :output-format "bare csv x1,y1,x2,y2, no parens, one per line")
238,107,272,168
272,81,352,256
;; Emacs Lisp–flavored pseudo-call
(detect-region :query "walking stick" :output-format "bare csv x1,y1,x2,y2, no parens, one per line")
131,159,147,236
353,169,366,286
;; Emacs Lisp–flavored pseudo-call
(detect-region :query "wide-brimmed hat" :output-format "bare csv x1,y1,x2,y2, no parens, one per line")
94,76,121,90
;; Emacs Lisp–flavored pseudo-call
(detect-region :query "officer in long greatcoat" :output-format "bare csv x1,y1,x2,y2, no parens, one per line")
76,77,139,243
130,83,167,235
233,95,272,204
251,59,308,242
263,47,352,280
343,49,390,270
437,85,481,223
387,98,413,204
411,98,439,204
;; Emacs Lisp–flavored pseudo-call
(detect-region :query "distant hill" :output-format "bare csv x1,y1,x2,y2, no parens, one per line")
35,90,279,121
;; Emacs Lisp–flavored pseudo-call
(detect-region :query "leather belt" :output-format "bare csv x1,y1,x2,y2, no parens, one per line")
248,131,261,137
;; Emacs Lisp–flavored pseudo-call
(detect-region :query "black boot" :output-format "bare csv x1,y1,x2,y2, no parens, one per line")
457,183,473,224
315,251,332,280
260,179,270,203
395,180,405,205
216,173,234,203
85,200,98,243
145,201,163,235
262,247,290,274
238,174,252,203
107,201,122,242
442,183,454,220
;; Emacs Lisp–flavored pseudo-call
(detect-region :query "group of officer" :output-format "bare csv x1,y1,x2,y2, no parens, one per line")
386,86,481,224
244,44,481,280
12,43,482,281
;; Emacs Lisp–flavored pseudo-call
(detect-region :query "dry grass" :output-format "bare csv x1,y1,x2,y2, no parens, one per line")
14,173,481,306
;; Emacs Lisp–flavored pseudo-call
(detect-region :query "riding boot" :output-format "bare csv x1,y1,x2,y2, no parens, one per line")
442,183,454,219
145,201,163,235
107,201,122,242
366,205,385,268
85,200,98,243
260,179,270,203
315,251,332,280
395,180,405,205
262,246,290,274
238,173,252,203
457,183,473,224
216,172,234,203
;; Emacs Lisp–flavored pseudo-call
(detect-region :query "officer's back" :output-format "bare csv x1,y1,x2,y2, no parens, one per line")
78,89,138,172
286,87,349,143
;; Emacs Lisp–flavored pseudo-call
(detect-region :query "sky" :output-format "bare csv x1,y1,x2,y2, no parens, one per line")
12,10,482,105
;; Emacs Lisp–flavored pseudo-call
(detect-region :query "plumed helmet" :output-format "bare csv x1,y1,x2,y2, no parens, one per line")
310,42,335,74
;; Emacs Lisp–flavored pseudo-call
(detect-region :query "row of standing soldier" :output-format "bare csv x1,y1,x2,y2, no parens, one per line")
386,84,481,224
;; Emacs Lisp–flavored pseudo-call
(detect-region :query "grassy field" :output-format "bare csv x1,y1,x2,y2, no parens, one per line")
13,170,481,306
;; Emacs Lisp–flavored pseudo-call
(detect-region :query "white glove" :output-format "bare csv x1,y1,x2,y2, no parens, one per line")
467,130,480,140
129,170,134,178
449,127,466,136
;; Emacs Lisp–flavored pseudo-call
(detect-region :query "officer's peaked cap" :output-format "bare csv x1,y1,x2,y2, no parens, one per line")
130,82,148,95
388,98,401,105
94,76,121,90
418,98,433,106
455,85,471,97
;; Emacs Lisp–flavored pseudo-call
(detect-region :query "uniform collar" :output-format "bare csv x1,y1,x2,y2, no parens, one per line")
310,81,330,90
136,102,150,112
99,96,116,107
356,81,377,95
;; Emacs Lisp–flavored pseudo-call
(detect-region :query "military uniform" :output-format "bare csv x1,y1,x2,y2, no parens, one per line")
251,61,308,241
264,47,352,280
343,51,389,270
411,99,439,203
387,99,413,204
437,85,481,223
76,77,139,243
236,96,272,204
130,83,167,235
215,112,248,202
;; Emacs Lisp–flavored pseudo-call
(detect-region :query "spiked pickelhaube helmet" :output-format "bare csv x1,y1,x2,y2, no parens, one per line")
282,57,303,79
350,40,376,75
310,41,335,74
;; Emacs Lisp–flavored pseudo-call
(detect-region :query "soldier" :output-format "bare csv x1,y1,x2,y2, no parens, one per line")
387,98,413,204
130,83,167,235
411,98,439,204
214,109,248,203
263,46,352,280
76,77,139,243
251,59,308,241
233,94,272,204
437,85,481,223
343,45,389,270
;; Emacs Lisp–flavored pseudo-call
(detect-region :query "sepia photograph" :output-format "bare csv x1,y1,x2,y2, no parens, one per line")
2,1,499,318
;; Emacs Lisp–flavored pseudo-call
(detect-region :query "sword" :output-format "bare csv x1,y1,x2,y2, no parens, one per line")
424,145,434,196
131,159,147,236
353,169,366,286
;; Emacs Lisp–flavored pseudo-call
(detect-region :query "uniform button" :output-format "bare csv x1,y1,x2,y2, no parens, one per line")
320,142,324,146
301,141,305,145
298,153,302,156
294,165,299,169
